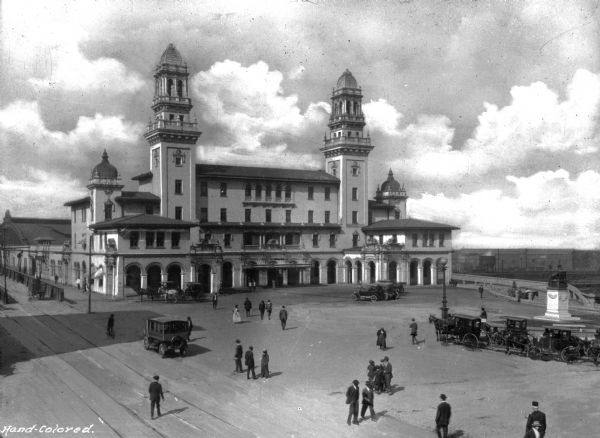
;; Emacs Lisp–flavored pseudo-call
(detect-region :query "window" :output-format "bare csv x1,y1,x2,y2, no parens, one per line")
286,210,291,223
175,206,182,220
243,232,254,246
266,209,272,223
352,233,359,247
395,210,400,219
200,208,208,223
175,179,183,195
412,233,418,247
104,201,113,220
422,234,427,247
324,211,330,224
145,205,154,215
256,184,262,199
156,232,165,248
352,211,358,224
146,232,155,248
285,233,299,246
325,187,331,200
430,233,436,247
245,184,252,198
312,233,319,247
308,210,313,223
352,166,359,176
266,184,272,199
245,208,251,222
81,208,86,222
275,184,282,199
224,233,231,248
171,232,180,248
200,181,208,196
439,232,445,247
329,233,336,248
308,186,314,200
220,208,227,223
285,184,291,200
352,187,358,201
220,183,227,197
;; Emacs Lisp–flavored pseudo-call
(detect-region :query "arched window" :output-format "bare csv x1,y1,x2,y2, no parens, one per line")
167,78,173,96
176,80,183,97
104,201,113,220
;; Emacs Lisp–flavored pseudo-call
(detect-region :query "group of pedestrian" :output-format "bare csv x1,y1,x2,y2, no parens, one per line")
258,299,273,320
247,280,257,292
232,299,286,329
233,339,270,379
365,356,393,395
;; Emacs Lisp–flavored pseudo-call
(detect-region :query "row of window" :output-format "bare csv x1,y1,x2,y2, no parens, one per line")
200,208,361,225
198,181,343,201
129,231,181,249
412,232,445,247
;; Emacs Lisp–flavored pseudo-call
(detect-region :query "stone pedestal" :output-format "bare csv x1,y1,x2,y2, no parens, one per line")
535,287,580,322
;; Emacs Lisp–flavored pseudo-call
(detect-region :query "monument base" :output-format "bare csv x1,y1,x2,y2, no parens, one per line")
534,287,581,322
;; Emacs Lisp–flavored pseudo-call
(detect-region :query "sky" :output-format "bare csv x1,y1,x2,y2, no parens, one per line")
1,0,600,249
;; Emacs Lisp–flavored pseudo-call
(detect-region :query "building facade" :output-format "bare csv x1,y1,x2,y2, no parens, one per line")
1,44,458,296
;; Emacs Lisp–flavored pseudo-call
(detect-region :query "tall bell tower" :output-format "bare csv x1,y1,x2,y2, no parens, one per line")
144,43,201,224
320,70,374,246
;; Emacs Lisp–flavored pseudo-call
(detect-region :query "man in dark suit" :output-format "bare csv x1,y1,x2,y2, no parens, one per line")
245,346,256,379
279,305,288,330
186,316,193,341
244,297,252,317
345,379,360,426
382,356,393,394
212,292,218,309
148,375,164,419
360,381,376,421
435,393,451,438
524,420,542,438
234,340,243,373
525,401,546,437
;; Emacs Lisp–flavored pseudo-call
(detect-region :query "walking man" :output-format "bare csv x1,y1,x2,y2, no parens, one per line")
360,381,376,421
279,305,288,330
345,379,360,426
107,314,115,339
367,360,376,383
410,318,418,344
260,349,270,378
245,346,257,379
212,292,218,309
76,278,81,290
148,375,164,419
525,401,546,438
478,284,484,299
266,299,273,320
259,300,266,320
186,316,193,341
244,297,252,317
234,340,243,373
382,356,393,394
435,394,451,438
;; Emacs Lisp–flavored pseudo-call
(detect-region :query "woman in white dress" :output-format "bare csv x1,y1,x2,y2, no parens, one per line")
232,305,242,323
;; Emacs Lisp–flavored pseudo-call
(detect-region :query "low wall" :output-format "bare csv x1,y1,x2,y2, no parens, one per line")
452,273,595,308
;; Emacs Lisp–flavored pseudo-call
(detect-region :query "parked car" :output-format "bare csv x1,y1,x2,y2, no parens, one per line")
353,281,404,302
143,317,189,357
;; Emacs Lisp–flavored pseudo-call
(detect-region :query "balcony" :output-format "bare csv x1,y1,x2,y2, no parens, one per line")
322,135,372,149
146,119,198,133
152,96,192,106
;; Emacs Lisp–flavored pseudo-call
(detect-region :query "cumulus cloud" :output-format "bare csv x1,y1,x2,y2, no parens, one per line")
0,100,143,149
363,99,404,136
0,168,81,218
409,169,600,249
191,60,329,153
382,69,600,180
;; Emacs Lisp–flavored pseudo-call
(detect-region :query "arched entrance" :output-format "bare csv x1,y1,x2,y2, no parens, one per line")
327,260,337,284
356,261,362,283
245,262,257,286
288,266,300,286
167,264,182,289
409,260,419,285
345,260,352,283
423,260,432,285
267,267,283,287
388,261,397,282
222,262,233,288
147,265,162,291
368,261,376,283
125,265,141,292
310,261,320,285
196,264,211,293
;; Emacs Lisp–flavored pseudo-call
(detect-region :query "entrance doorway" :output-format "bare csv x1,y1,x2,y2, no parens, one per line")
147,265,162,291
388,261,397,282
345,260,352,284
310,261,320,285
423,260,432,285
368,261,376,283
409,260,419,285
326,260,336,284
125,265,141,292
196,264,211,293
222,262,233,288
167,264,182,289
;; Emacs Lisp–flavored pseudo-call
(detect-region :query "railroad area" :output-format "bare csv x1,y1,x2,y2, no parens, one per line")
1,280,600,437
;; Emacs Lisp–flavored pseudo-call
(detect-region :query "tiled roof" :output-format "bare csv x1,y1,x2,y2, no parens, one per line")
64,196,91,207
363,218,460,231
0,217,70,245
115,191,160,204
368,200,396,210
196,164,339,183
132,171,153,181
90,214,195,230
199,222,342,231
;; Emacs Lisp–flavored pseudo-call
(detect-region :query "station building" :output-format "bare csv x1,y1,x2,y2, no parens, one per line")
0,44,458,296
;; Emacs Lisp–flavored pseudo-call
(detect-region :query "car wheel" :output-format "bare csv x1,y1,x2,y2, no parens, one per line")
158,343,167,357
370,295,378,302
143,336,151,350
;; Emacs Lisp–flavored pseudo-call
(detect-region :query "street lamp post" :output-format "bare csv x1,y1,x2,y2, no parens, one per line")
439,258,448,319
2,228,7,305
88,234,93,314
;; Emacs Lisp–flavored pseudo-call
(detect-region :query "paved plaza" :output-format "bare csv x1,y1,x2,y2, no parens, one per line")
1,280,599,437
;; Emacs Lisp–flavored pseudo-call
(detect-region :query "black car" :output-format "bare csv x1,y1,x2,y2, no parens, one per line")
143,317,189,357
353,281,403,301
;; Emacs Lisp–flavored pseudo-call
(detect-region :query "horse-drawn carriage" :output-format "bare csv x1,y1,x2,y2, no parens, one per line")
528,326,600,364
140,281,207,303
483,316,533,356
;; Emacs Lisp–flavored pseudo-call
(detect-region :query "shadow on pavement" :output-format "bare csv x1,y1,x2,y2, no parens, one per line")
162,407,188,416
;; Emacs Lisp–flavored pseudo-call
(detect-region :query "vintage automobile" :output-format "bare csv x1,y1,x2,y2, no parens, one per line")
183,282,209,301
353,281,404,302
430,313,489,348
143,317,189,357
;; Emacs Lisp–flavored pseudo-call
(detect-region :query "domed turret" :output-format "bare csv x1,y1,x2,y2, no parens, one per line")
336,69,358,89
91,150,119,180
381,169,401,193
159,43,186,67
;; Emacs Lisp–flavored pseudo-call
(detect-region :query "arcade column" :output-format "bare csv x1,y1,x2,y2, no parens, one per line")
417,263,423,286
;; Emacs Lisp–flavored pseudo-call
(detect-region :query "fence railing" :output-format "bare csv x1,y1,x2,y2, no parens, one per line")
0,266,64,301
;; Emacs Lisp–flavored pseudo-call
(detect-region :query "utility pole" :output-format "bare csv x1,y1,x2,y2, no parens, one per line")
2,228,7,304
88,233,93,314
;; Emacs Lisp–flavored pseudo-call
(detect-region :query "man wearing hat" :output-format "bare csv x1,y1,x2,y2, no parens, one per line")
367,360,376,383
148,375,164,419
234,339,243,373
525,401,546,437
260,349,270,378
435,394,451,438
360,381,376,421
382,356,393,394
345,379,360,426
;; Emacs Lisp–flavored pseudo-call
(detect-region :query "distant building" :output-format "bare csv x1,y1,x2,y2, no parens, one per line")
1,44,458,296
